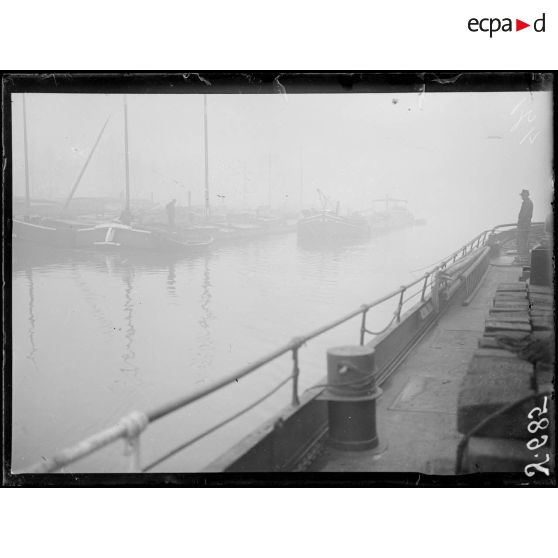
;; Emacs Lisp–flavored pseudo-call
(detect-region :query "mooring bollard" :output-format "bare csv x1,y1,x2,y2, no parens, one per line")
319,345,382,451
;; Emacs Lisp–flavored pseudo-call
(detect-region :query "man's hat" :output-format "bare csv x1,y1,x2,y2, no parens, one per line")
520,189,530,196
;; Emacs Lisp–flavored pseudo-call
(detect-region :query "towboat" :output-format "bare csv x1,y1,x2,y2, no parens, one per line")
297,211,371,245
365,197,425,236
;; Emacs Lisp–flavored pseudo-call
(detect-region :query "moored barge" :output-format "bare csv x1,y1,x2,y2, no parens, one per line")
21,222,554,479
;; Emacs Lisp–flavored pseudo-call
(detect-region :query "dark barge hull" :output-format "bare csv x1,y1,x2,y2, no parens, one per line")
205,232,553,474
205,251,488,472
12,219,78,247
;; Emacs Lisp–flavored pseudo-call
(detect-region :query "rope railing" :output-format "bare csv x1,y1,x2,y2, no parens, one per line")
24,222,533,474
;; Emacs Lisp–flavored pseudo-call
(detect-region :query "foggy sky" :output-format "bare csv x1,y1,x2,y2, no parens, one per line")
11,90,553,236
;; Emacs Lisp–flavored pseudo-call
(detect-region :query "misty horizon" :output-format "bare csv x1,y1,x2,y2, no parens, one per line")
11,91,553,238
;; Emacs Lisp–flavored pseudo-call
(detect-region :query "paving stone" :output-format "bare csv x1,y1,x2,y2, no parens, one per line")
529,293,553,303
529,309,554,317
531,319,553,332
529,302,553,309
486,311,530,323
495,293,528,301
489,307,529,314
474,348,518,359
530,306,553,314
495,293,528,300
529,285,553,295
531,310,554,318
493,300,530,309
483,329,531,339
485,320,532,333
497,282,528,292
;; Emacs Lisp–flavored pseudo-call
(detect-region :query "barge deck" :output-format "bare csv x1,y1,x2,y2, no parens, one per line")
311,257,524,474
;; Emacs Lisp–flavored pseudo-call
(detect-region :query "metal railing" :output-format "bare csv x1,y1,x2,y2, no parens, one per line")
24,222,535,474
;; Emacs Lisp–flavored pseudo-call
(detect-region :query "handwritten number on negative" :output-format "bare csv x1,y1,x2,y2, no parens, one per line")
527,396,548,420
524,454,550,477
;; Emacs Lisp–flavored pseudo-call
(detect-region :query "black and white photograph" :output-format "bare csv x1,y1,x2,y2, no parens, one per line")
2,72,555,485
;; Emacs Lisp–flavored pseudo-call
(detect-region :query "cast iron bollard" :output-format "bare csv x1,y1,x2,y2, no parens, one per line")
319,345,382,451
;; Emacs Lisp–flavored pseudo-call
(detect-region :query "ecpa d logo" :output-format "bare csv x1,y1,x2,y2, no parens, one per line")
468,13,546,37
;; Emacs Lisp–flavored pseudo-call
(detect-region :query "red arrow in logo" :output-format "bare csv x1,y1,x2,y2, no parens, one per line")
516,19,530,31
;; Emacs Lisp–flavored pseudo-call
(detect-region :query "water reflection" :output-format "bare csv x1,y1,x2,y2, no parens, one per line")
199,256,213,332
121,263,138,373
71,260,114,332
13,227,448,471
25,268,38,370
166,261,176,298
197,255,214,371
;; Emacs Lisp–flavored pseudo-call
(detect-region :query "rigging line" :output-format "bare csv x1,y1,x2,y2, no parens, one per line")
142,374,294,472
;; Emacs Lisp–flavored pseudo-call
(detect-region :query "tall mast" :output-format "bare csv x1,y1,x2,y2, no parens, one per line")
22,94,31,218
63,116,110,212
124,94,131,212
299,148,304,210
268,153,272,207
243,161,247,206
203,94,210,217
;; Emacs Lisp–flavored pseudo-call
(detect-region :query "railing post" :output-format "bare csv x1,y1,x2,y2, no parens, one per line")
119,411,149,473
125,434,142,473
291,347,300,406
396,286,406,323
421,272,429,301
432,267,441,312
359,307,368,345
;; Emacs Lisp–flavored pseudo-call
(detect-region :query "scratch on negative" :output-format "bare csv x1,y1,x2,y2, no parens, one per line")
417,83,426,110
183,73,212,86
273,75,288,101
431,73,464,85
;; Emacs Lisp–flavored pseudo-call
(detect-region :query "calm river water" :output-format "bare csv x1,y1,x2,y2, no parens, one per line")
12,219,480,472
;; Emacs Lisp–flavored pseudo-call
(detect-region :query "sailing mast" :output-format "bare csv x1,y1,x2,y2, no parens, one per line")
62,116,111,212
22,94,31,219
203,94,210,217
124,94,131,213
299,148,304,210
268,153,272,207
